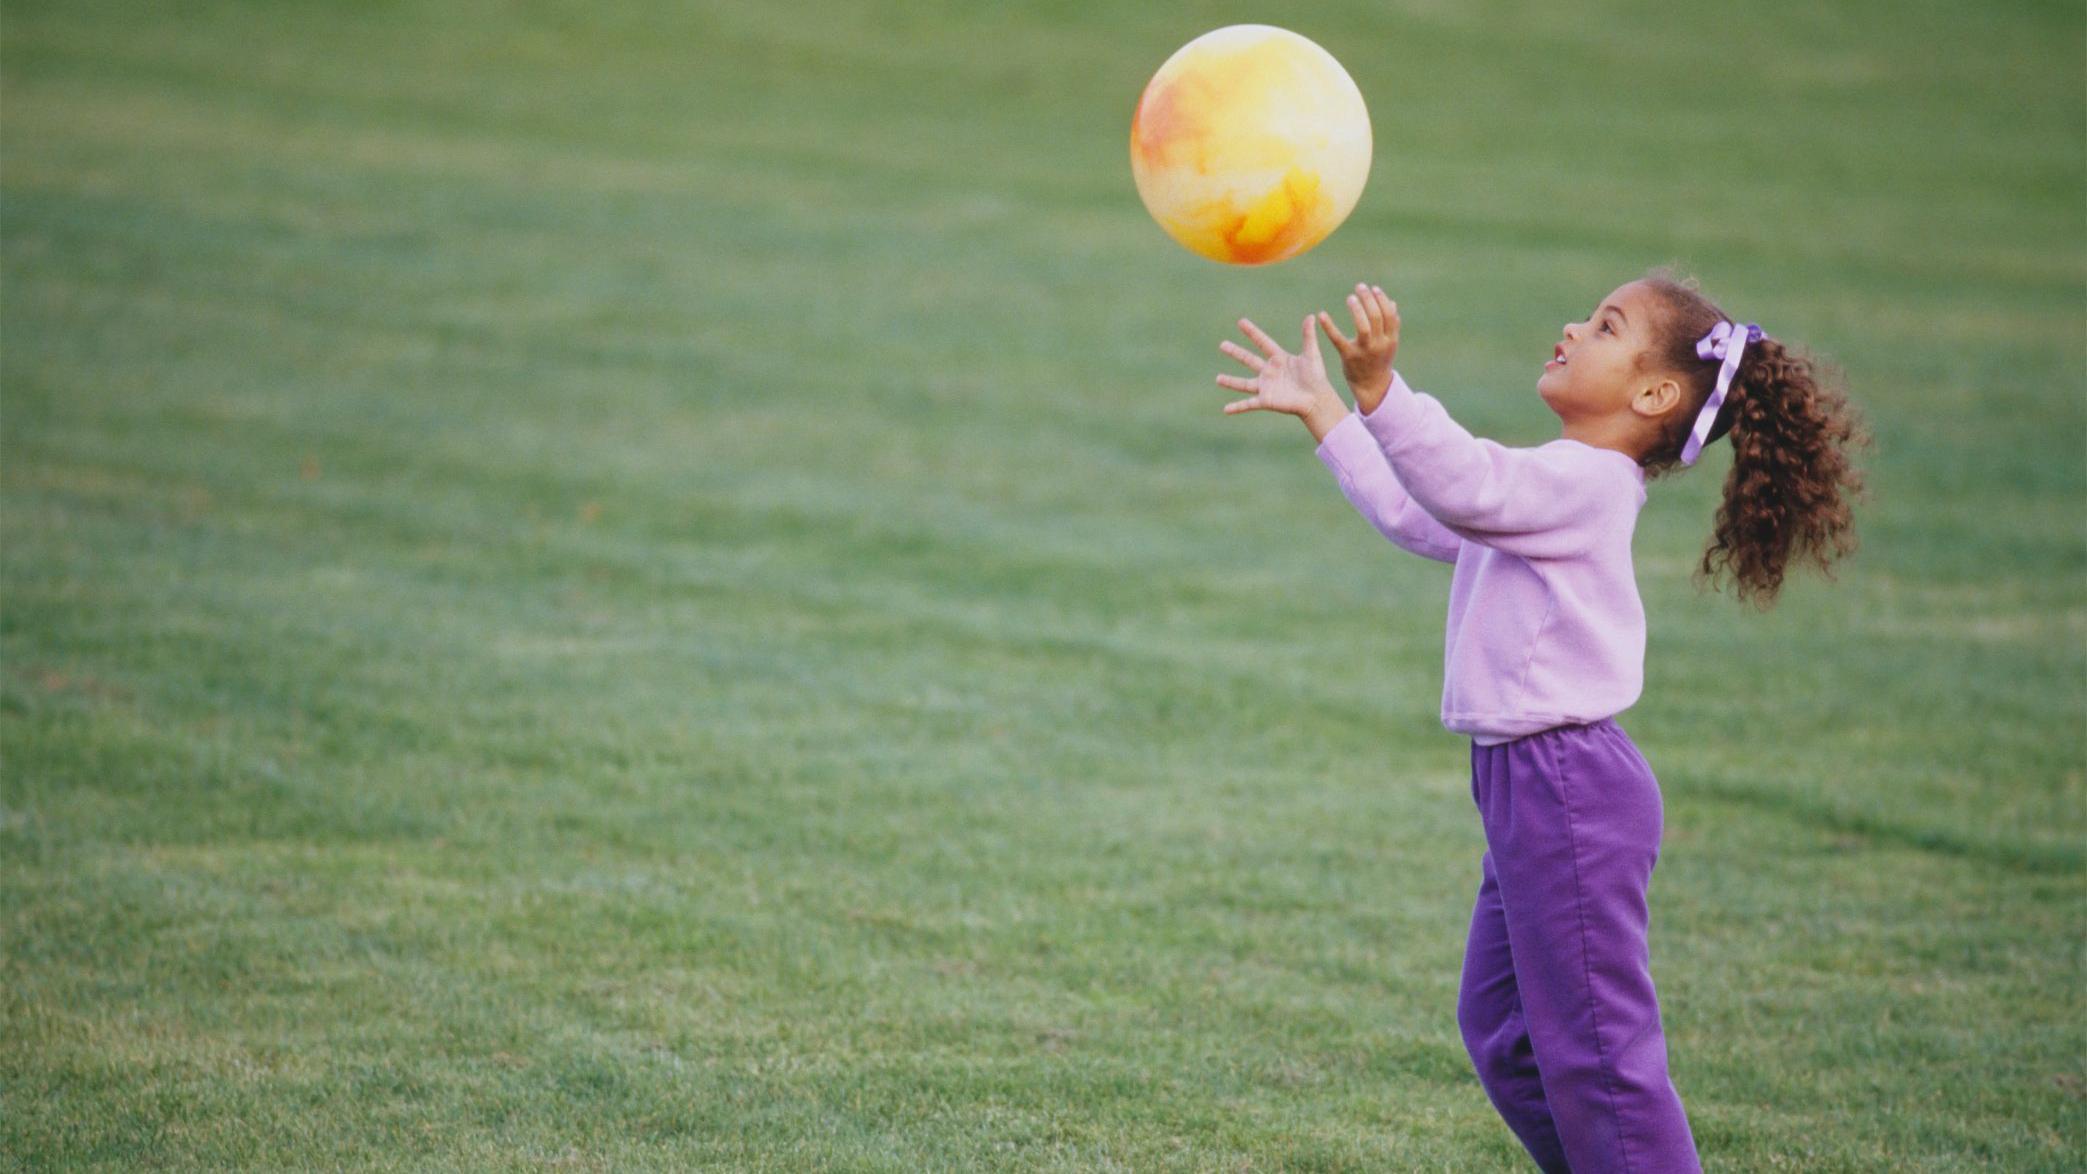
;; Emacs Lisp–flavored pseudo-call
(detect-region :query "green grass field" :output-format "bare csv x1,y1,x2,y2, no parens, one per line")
4,0,2083,1167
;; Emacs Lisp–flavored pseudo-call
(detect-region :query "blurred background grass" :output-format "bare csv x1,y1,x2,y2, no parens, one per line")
3,0,2082,1168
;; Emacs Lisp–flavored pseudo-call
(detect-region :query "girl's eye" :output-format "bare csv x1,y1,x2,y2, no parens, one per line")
1599,321,1613,334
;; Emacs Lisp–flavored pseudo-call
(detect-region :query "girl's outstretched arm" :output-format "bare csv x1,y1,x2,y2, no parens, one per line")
1345,299,1639,560
1217,316,1463,564
1363,378,1637,560
1316,416,1463,563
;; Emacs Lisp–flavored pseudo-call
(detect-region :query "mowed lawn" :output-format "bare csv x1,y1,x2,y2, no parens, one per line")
3,0,2082,1168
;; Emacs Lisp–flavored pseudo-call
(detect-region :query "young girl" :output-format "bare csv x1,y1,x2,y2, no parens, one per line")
1214,273,1868,1172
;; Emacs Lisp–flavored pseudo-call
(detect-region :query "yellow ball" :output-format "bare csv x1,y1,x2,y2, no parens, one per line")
1130,25,1372,266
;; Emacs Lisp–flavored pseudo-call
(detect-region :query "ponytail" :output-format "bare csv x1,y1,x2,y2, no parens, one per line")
1636,273,1873,609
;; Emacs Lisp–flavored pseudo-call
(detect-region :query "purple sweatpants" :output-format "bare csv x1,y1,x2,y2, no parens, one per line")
1458,718,1702,1172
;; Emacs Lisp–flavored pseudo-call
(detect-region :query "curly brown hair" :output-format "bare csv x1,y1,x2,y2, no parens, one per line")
1634,271,1874,609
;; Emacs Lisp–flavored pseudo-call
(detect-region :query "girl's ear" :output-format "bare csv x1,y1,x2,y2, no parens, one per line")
1632,376,1683,420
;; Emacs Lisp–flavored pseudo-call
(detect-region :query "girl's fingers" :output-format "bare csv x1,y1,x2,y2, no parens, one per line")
1237,317,1284,358
1356,283,1385,335
1218,339,1266,371
1374,286,1399,331
1215,373,1256,393
1304,316,1331,374
1221,396,1265,414
1347,293,1372,339
1316,311,1353,350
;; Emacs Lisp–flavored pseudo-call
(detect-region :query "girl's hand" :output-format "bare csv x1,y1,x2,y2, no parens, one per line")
1316,283,1399,414
1217,315,1347,439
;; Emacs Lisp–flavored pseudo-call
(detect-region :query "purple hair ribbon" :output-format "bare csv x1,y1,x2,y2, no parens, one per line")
1679,320,1763,466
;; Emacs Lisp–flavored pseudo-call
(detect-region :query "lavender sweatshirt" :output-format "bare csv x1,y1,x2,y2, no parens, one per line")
1314,372,1649,745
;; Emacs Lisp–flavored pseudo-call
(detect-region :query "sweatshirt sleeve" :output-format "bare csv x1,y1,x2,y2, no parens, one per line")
1314,410,1463,564
1357,372,1633,560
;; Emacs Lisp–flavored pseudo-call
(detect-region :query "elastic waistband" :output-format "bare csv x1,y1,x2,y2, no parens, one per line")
1473,717,1625,751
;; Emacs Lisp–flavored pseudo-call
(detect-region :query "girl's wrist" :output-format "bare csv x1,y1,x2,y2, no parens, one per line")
1352,372,1392,415
1301,390,1350,442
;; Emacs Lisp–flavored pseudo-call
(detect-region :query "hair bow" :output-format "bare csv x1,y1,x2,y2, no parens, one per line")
1680,321,1763,466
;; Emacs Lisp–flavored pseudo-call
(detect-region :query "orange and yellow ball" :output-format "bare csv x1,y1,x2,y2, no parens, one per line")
1130,25,1373,266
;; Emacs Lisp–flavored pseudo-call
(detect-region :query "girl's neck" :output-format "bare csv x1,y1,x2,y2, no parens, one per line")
1560,416,1649,462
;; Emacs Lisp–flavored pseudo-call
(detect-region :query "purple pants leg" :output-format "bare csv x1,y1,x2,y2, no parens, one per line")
1457,719,1701,1173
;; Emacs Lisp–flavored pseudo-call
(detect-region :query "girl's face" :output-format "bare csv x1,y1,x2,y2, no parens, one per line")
1537,280,1664,421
